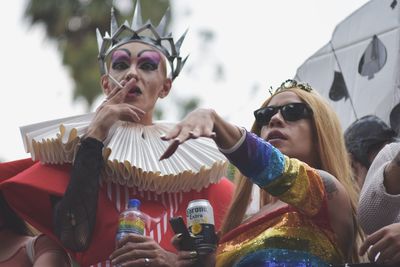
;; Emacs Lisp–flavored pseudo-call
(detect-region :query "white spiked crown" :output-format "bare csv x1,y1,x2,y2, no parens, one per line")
96,0,188,80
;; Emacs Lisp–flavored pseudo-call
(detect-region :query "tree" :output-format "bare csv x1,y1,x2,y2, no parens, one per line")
24,0,170,110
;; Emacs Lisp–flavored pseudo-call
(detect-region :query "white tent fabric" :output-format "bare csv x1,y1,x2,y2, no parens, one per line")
295,0,400,133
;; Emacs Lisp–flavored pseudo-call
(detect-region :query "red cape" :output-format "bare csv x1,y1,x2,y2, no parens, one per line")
0,159,234,266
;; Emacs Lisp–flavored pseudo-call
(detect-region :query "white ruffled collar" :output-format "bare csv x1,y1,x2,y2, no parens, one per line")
20,113,228,193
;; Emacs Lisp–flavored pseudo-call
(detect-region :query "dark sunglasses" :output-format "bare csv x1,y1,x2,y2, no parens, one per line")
254,103,313,126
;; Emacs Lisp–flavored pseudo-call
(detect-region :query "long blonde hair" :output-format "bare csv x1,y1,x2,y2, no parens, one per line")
220,87,362,262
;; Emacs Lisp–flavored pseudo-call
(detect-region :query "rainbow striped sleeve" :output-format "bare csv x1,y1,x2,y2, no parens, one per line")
222,131,325,215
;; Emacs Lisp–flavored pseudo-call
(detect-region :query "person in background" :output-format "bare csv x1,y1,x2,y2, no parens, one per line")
344,115,400,265
0,158,71,267
0,1,233,266
344,115,397,189
358,141,400,265
164,80,362,266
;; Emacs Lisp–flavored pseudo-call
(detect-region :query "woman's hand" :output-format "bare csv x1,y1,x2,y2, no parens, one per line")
359,223,400,265
86,79,145,141
159,108,242,160
175,251,200,267
110,234,179,267
159,108,217,160
171,233,216,267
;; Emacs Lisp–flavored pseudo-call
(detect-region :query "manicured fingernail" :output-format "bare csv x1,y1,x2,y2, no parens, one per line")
189,251,198,257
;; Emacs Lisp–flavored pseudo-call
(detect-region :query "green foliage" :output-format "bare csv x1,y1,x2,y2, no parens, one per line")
154,107,164,120
24,0,170,110
175,97,201,119
226,163,237,181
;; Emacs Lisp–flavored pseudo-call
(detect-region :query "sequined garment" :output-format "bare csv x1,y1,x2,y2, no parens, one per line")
218,131,344,267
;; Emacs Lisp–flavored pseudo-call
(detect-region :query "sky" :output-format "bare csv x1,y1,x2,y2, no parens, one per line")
1,0,370,161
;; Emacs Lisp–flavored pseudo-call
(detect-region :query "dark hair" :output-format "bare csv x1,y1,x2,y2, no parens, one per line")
0,192,33,236
345,115,397,168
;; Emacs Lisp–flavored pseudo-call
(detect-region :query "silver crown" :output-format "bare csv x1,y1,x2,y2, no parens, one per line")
96,1,188,80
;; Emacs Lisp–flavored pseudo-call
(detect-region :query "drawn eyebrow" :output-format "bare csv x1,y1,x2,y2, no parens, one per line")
117,48,131,56
137,49,158,57
111,48,131,61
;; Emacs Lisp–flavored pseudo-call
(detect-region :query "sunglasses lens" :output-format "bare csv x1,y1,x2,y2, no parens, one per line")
254,103,312,125
255,107,276,125
282,103,310,121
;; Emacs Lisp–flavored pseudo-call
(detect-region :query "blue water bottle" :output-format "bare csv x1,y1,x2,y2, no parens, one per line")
115,199,149,245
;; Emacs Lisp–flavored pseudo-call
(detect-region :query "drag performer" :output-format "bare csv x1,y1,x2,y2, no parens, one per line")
0,2,233,266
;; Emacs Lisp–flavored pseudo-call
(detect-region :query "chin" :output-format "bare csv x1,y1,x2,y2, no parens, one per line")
276,147,297,158
268,139,286,148
273,145,286,154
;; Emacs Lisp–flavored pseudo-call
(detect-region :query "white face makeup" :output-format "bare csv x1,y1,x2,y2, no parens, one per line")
103,42,171,124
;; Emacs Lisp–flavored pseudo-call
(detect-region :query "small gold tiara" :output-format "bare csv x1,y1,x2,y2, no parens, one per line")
268,79,313,95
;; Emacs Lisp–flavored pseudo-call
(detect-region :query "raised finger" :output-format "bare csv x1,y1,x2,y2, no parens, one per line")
360,231,385,255
108,73,125,89
109,78,136,103
161,125,183,141
95,99,109,112
188,128,201,139
96,86,121,111
202,128,217,139
118,103,146,121
369,239,390,262
174,125,198,143
160,126,199,160
128,105,145,116
119,106,145,123
106,84,123,100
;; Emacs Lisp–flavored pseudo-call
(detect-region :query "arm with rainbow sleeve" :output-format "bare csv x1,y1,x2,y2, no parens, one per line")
221,130,325,216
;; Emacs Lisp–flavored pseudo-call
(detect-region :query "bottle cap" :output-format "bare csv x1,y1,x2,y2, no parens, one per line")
128,199,141,209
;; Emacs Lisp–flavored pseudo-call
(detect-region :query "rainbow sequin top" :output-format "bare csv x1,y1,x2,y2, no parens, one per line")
217,131,344,267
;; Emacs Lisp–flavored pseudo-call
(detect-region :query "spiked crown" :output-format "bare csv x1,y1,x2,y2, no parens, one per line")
96,1,188,80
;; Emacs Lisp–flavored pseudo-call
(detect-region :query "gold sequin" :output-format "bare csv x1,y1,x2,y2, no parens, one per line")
217,212,343,267
217,159,343,267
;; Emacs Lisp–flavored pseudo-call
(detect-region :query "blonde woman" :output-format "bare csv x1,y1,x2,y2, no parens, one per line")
163,80,362,266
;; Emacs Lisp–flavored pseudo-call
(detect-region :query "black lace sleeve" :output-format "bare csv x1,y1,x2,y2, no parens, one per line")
53,137,104,251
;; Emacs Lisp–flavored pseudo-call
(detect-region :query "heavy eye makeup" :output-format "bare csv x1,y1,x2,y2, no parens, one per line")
111,49,131,70
137,50,161,71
